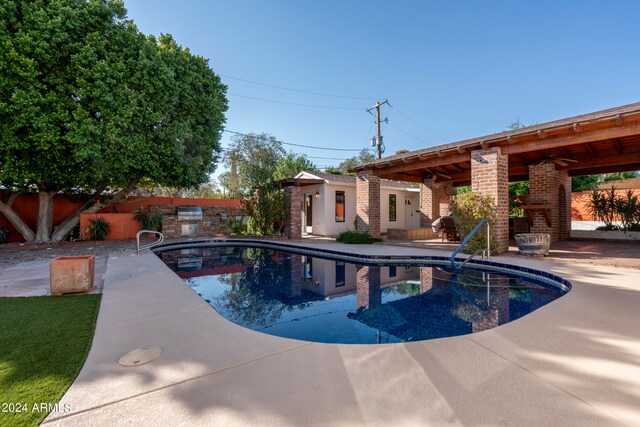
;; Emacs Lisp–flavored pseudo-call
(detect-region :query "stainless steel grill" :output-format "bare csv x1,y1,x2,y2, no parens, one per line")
177,206,202,221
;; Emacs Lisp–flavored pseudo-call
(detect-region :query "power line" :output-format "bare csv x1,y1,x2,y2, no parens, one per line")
387,122,431,145
223,130,363,152
229,93,364,110
221,74,377,101
306,156,349,160
388,104,451,143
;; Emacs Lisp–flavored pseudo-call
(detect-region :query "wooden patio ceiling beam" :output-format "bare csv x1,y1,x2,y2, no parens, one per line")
568,163,640,177
431,165,531,184
612,138,624,153
375,172,427,184
556,151,640,170
500,120,640,155
366,152,471,175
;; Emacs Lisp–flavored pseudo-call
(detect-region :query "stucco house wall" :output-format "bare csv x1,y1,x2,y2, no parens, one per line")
295,171,419,236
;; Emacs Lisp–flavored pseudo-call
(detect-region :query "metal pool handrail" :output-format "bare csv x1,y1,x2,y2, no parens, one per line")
136,230,165,255
450,219,490,269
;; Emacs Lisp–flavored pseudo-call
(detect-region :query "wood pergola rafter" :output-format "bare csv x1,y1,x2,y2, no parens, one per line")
349,103,640,186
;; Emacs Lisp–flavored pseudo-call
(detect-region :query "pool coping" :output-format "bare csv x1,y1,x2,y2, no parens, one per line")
152,238,572,292
43,239,640,426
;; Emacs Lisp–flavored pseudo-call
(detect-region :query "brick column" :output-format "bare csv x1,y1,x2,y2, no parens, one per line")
356,171,380,237
356,266,381,309
528,163,572,241
419,177,448,227
471,146,509,253
283,186,302,239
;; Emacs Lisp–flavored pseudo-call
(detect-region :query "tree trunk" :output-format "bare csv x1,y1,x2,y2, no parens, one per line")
0,195,36,242
50,198,101,243
0,176,143,244
34,192,56,243
49,176,143,243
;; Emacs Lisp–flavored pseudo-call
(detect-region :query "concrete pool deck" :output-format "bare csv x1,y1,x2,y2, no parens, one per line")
41,241,640,426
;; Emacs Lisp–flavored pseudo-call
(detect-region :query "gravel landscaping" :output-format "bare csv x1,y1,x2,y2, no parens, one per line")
0,240,138,271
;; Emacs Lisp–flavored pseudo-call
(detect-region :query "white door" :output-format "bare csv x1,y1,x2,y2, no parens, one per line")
404,198,413,229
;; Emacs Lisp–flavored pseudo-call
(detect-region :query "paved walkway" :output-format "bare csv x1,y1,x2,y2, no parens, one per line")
385,238,640,269
0,257,108,296
36,241,639,426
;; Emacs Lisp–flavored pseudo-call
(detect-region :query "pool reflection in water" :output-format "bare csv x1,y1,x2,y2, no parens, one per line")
159,247,566,344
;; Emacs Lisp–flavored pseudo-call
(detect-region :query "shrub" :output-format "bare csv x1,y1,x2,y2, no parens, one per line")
449,192,499,254
241,183,287,236
227,216,247,235
595,224,621,231
587,186,640,232
336,230,381,244
88,217,110,240
132,206,163,231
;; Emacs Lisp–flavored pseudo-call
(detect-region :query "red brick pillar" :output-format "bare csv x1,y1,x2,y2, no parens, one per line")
529,163,571,241
419,177,446,227
356,171,380,237
283,186,302,240
558,176,571,240
356,265,381,309
471,146,509,253
440,182,456,217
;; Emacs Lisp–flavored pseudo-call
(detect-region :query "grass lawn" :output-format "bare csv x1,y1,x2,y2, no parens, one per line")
0,295,101,426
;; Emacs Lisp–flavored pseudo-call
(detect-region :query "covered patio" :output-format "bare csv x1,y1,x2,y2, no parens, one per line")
347,102,640,253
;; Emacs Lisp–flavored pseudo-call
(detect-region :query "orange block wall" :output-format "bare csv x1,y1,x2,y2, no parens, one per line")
571,189,640,220
0,192,241,243
79,213,140,241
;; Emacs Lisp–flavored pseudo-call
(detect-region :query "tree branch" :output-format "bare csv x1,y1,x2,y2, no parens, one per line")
0,197,35,242
50,175,144,242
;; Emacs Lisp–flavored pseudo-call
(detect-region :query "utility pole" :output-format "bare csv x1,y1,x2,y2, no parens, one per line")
367,99,389,159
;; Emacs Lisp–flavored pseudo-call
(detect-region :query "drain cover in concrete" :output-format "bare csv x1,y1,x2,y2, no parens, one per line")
118,346,162,367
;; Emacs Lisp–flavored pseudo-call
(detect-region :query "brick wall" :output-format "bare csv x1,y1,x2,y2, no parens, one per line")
387,227,438,240
528,163,571,241
419,178,454,227
283,186,302,239
471,147,509,253
0,191,241,243
152,205,244,238
356,172,381,237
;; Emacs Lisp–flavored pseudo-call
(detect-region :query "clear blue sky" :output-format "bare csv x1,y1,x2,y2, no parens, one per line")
125,0,640,174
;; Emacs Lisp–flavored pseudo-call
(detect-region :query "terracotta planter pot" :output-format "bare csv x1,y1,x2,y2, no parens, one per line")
50,255,95,296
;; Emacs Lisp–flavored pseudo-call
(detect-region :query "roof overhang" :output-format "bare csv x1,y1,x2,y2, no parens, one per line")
275,178,325,188
349,102,640,186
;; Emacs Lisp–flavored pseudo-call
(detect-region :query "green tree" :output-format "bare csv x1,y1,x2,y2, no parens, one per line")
572,175,602,192
603,171,639,182
219,132,316,234
220,133,285,198
508,181,529,216
220,132,316,195
0,0,227,242
272,153,317,181
334,149,376,174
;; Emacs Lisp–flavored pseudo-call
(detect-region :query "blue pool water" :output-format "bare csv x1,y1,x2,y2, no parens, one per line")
158,245,569,344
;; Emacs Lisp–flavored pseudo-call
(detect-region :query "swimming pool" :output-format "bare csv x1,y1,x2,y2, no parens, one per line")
156,241,570,344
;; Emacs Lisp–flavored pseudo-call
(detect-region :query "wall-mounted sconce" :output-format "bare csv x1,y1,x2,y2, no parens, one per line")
314,192,320,199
